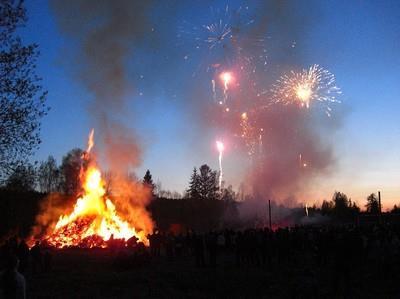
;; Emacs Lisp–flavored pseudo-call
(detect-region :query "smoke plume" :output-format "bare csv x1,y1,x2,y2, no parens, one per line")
47,0,340,218
180,1,339,210
50,0,155,171
41,0,157,236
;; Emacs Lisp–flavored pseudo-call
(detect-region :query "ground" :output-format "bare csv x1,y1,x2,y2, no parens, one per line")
25,248,399,298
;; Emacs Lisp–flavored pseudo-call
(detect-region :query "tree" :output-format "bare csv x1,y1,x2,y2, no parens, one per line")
60,148,83,195
221,185,237,201
37,155,60,193
154,179,162,197
187,167,200,199
332,191,359,219
142,169,155,195
391,205,400,214
5,163,36,191
333,191,350,212
0,0,48,182
321,199,334,215
198,164,218,200
365,193,380,214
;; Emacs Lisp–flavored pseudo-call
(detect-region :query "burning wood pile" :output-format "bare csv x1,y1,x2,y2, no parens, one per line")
33,130,152,248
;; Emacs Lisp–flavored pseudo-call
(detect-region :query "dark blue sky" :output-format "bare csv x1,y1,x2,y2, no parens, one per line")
21,1,399,207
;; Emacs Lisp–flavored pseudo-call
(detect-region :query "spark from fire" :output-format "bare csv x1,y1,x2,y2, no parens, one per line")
271,65,341,116
216,140,224,191
43,131,149,248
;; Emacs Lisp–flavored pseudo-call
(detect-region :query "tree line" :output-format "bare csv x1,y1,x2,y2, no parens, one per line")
0,148,397,217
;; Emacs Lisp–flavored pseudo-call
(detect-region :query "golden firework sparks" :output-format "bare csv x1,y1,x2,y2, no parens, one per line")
271,64,341,116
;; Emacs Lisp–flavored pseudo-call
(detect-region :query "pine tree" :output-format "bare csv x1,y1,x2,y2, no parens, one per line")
365,193,379,214
187,167,200,199
206,168,218,199
143,169,155,195
198,164,218,200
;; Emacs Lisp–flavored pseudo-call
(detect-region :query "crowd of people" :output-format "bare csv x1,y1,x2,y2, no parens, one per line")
1,223,400,296
145,223,400,292
147,224,400,269
145,224,400,294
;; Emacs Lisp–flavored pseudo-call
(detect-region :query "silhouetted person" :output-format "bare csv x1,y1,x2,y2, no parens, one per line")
43,250,52,272
8,237,18,254
194,234,205,267
127,235,139,249
206,232,217,267
30,241,42,274
16,241,29,274
235,231,244,267
0,255,26,299
333,233,351,296
165,233,174,261
107,234,116,251
148,233,156,257
154,232,161,257
175,234,184,257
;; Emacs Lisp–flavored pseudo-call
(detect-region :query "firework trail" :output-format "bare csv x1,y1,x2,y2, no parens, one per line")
258,127,264,155
299,153,309,168
239,111,264,158
216,140,224,191
271,64,341,116
220,71,233,104
211,79,217,103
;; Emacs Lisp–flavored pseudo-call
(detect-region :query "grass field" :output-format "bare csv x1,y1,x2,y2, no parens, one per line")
25,248,399,298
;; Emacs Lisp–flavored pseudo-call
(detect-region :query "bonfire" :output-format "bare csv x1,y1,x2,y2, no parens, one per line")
41,130,150,248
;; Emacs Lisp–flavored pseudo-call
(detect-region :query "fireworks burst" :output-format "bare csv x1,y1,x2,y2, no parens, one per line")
240,112,259,157
216,140,224,191
179,6,258,51
271,65,341,116
178,5,267,76
203,7,233,50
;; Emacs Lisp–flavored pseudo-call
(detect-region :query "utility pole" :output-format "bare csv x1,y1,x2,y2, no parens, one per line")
378,191,382,214
268,199,272,230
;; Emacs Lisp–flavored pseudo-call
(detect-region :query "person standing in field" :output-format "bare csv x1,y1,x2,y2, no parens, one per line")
0,255,26,299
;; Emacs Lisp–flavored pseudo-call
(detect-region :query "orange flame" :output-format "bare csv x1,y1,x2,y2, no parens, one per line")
42,131,151,248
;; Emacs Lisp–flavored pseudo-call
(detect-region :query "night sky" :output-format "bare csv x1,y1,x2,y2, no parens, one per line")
20,1,399,208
